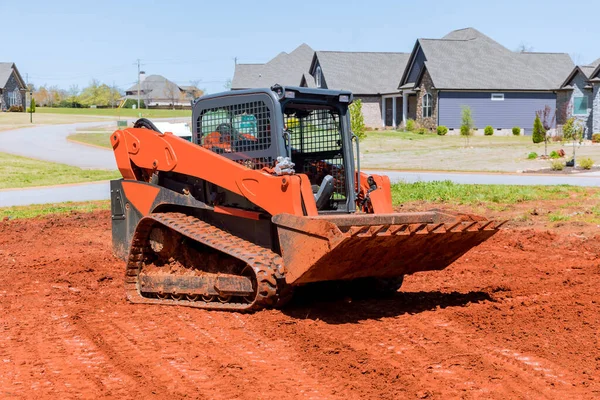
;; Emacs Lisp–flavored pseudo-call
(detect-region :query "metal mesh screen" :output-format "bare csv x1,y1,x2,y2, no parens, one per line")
196,101,271,154
284,105,347,205
286,109,341,153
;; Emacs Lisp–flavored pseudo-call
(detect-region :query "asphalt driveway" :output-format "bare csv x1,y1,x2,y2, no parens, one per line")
0,121,119,169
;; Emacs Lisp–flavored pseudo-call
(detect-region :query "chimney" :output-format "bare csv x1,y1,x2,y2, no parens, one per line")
140,71,147,82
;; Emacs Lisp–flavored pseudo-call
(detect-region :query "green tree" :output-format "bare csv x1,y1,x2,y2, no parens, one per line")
30,97,36,112
532,114,545,144
460,106,474,146
349,99,366,140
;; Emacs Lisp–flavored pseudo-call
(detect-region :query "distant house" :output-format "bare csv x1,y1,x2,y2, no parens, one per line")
307,51,409,127
398,28,574,134
0,62,26,111
231,44,410,128
123,73,202,108
557,59,600,138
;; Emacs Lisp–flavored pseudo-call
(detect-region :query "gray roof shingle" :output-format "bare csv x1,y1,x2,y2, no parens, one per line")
231,44,314,89
0,62,25,89
125,74,184,100
406,28,574,91
313,51,409,94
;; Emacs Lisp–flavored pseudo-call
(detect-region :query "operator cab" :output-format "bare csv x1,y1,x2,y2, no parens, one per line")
192,86,357,214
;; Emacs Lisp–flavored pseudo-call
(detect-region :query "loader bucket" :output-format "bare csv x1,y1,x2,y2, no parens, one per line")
273,211,506,285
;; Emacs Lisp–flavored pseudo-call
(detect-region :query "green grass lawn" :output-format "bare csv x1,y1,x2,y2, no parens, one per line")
0,200,110,219
390,180,596,205
68,129,112,149
360,129,600,172
37,107,191,119
0,152,120,189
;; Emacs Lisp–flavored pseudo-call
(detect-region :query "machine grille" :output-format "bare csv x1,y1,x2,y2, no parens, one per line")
196,101,272,155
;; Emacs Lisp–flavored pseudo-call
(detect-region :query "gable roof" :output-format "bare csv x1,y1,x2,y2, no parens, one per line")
0,62,26,89
310,51,409,94
561,57,600,87
125,74,184,100
231,44,314,89
400,28,574,91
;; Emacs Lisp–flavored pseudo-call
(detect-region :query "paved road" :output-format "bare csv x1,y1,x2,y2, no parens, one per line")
0,181,110,207
0,120,598,208
3,170,599,208
0,121,119,169
366,170,600,187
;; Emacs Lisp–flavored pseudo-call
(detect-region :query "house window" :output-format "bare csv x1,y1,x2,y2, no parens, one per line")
574,96,588,115
491,93,504,101
316,66,322,88
422,93,432,118
8,91,19,106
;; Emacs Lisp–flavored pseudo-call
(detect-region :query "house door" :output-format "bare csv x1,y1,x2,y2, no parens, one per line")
385,98,393,126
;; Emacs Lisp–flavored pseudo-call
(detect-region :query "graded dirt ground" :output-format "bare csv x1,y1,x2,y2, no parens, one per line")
0,205,599,399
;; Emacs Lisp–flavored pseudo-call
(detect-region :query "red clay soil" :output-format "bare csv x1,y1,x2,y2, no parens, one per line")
0,210,599,399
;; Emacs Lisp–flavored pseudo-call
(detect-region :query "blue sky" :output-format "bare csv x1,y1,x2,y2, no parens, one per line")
3,0,598,94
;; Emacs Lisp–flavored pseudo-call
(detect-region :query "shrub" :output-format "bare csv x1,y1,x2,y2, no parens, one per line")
484,125,494,136
512,126,521,136
460,106,474,144
579,158,594,170
349,99,366,140
550,160,564,171
122,98,146,109
527,152,538,159
30,98,36,113
436,125,448,136
416,128,429,135
549,150,560,159
7,105,23,112
406,119,415,132
592,133,600,143
562,117,575,140
532,114,545,144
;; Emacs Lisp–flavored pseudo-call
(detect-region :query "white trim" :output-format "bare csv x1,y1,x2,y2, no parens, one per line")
315,66,322,88
491,93,504,101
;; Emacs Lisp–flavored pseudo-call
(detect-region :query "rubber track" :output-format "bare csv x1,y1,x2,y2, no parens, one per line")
125,212,284,311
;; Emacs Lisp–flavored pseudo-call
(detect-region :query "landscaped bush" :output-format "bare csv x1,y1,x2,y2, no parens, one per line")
592,133,600,143
436,125,448,136
349,99,366,140
484,125,494,136
532,114,545,144
551,160,564,171
406,119,415,132
549,150,560,159
512,126,521,136
416,128,427,135
527,152,538,159
7,105,23,112
579,158,594,170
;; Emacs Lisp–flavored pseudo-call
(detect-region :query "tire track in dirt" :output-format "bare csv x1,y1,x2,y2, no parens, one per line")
71,307,211,399
174,311,341,399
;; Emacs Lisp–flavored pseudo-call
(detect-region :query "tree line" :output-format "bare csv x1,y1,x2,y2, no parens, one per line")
30,79,122,108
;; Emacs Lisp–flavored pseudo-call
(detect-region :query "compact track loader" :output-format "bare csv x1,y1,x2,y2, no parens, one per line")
110,85,505,311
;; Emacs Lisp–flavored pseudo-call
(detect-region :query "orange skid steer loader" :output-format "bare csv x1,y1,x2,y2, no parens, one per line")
110,85,504,311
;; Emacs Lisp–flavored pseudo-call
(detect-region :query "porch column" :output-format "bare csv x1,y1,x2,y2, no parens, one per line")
381,97,385,128
402,92,408,123
392,97,397,128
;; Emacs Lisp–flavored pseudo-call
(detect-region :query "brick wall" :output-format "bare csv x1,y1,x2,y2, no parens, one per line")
357,95,382,128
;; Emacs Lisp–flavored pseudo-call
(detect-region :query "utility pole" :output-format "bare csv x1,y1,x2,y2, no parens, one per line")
26,73,32,123
136,59,141,111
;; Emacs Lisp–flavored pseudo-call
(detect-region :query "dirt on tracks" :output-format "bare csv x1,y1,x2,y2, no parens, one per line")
0,211,599,399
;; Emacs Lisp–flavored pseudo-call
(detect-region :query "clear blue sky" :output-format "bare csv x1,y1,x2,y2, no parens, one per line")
3,0,597,94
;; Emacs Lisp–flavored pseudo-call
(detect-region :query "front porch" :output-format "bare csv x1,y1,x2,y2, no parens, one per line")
381,91,417,128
